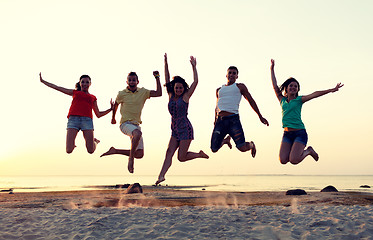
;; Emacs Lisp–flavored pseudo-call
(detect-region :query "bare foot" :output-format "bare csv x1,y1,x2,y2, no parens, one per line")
308,146,319,161
250,141,256,158
100,147,116,157
128,157,134,173
155,177,165,185
199,150,209,159
94,138,100,144
222,136,232,149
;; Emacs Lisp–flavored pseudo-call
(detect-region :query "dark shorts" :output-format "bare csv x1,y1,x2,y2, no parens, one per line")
282,129,308,146
210,114,245,152
67,116,94,131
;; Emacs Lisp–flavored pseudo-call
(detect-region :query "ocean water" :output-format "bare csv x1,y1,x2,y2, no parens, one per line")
1,175,372,193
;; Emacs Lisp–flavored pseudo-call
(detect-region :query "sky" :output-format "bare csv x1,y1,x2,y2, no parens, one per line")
0,0,372,177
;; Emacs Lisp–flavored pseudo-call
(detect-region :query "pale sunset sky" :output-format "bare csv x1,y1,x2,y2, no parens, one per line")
0,0,372,176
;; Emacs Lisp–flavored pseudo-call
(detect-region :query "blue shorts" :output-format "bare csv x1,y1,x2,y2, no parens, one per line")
67,116,94,131
282,129,308,146
211,114,246,152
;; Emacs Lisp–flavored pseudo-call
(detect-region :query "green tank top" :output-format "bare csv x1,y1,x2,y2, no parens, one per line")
280,96,305,129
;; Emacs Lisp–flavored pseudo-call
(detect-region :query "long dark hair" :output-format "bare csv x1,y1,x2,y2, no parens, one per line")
279,77,300,97
75,75,91,91
165,76,190,95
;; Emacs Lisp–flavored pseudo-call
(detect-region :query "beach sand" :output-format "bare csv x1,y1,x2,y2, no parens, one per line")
0,187,372,239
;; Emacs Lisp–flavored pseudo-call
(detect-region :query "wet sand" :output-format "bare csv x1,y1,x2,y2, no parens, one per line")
1,186,373,208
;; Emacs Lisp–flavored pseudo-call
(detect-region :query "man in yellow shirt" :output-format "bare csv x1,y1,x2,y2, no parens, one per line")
101,71,162,173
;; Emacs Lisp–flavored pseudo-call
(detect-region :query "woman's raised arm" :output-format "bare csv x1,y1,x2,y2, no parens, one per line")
39,72,73,96
270,59,283,102
185,56,198,100
164,53,170,84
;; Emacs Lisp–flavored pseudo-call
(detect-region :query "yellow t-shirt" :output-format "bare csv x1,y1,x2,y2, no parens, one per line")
116,87,151,125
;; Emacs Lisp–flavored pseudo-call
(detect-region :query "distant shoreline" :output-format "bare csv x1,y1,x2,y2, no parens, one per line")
2,175,372,196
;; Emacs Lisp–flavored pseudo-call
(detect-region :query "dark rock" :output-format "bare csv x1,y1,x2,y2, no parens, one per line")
360,185,371,188
286,189,307,195
126,183,143,194
321,185,338,192
115,184,130,189
1,188,13,193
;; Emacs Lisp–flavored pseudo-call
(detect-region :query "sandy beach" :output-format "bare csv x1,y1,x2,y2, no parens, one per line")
1,187,373,239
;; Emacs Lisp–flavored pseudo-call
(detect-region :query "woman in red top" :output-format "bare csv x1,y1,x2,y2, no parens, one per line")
40,73,113,154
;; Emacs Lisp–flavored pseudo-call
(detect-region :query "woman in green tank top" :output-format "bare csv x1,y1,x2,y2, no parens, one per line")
270,59,343,165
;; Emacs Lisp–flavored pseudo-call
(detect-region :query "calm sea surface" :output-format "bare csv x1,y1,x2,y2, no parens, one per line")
0,175,372,193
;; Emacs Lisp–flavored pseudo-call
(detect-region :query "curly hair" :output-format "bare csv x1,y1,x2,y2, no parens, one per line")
165,76,190,95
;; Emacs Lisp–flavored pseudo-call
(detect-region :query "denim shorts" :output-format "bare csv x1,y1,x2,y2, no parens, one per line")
67,116,94,131
120,122,144,150
282,129,308,146
210,114,246,152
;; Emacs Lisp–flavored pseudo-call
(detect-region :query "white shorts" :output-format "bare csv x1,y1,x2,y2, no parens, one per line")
119,122,144,150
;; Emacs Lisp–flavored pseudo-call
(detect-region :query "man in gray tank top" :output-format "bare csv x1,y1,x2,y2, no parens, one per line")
210,66,269,157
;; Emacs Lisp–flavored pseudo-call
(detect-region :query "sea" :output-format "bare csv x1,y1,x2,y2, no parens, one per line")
1,175,372,193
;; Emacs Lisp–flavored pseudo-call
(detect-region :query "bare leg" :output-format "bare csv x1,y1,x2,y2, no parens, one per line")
100,147,144,158
289,142,319,165
100,147,117,157
237,141,256,157
177,140,209,162
279,141,292,164
156,137,179,185
128,129,142,173
307,146,319,161
83,130,97,154
66,129,79,154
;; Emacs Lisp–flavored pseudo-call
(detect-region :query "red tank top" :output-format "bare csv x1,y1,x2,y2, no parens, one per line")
67,90,97,119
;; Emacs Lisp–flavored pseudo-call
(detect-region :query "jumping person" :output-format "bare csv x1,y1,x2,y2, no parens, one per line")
210,66,269,156
100,71,162,173
270,59,343,164
155,54,209,185
39,73,113,154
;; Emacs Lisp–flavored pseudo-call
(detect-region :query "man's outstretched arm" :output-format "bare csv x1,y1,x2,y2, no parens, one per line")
238,83,269,126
